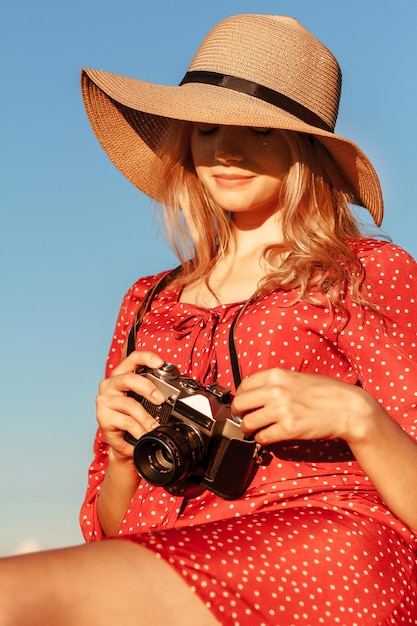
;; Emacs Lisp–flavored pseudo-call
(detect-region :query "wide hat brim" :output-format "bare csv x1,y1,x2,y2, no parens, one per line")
81,14,383,226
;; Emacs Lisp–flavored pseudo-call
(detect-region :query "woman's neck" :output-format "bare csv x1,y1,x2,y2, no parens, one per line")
179,213,285,308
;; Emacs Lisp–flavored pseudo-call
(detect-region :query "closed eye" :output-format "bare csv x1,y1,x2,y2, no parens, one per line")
196,124,220,136
249,127,274,136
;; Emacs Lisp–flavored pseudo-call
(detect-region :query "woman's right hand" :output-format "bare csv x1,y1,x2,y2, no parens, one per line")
96,350,166,460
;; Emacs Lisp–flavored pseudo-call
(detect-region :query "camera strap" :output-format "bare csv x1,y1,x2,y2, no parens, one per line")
124,265,182,359
125,265,251,390
228,308,247,388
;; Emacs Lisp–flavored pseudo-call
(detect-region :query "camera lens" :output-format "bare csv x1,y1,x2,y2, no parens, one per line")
133,423,205,486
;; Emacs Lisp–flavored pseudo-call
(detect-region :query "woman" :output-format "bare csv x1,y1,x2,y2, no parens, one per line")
1,14,416,626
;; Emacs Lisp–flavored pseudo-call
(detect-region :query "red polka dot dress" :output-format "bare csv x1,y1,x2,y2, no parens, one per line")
80,240,417,625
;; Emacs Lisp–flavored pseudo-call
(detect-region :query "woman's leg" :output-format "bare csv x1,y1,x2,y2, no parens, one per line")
0,540,220,626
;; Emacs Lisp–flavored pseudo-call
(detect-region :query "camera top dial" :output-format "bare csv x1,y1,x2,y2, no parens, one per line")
180,379,201,394
153,362,180,381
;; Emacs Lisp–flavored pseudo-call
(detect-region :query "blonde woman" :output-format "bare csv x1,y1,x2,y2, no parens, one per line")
1,14,416,626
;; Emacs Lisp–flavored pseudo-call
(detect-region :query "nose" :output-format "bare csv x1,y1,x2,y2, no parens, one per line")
214,127,244,164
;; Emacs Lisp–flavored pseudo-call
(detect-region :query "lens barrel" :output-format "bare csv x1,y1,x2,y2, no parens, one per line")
133,423,205,486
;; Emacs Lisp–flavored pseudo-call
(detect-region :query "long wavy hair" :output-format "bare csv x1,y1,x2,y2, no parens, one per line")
154,120,380,310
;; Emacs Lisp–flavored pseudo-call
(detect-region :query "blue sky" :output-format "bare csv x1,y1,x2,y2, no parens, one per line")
1,0,416,555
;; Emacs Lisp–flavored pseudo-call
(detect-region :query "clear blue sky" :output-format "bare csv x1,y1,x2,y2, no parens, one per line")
1,0,416,555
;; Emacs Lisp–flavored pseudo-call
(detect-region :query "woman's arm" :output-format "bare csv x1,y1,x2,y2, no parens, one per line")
97,452,141,537
232,368,417,530
338,242,417,528
94,350,166,536
80,273,169,540
348,395,417,531
232,244,417,530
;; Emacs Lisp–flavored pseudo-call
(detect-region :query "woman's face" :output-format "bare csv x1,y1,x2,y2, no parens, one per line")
191,124,290,218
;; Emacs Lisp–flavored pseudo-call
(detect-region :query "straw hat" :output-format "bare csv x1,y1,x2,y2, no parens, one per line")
81,14,383,226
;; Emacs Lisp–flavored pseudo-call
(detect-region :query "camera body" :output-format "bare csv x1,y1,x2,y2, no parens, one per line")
124,362,268,500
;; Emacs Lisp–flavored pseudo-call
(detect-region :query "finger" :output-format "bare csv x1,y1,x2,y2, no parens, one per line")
99,369,166,404
111,350,165,376
113,408,158,442
96,407,158,459
237,367,286,390
240,407,276,435
120,371,166,404
232,383,284,418
97,392,160,432
241,405,304,444
234,368,293,406
252,422,292,446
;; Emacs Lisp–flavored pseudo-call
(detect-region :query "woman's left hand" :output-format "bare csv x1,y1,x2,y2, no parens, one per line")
232,367,417,531
232,368,382,446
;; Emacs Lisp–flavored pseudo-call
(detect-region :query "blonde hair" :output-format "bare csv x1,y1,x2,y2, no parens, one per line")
155,121,376,309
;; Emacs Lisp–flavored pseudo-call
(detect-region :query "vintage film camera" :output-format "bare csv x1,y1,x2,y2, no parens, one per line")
124,362,268,500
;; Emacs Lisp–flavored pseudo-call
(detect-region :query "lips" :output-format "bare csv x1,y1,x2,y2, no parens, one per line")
213,173,255,188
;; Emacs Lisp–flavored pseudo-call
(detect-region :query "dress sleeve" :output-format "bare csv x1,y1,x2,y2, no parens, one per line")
79,273,164,541
338,241,417,442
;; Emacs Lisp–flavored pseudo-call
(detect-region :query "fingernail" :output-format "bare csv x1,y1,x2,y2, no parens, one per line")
152,390,165,403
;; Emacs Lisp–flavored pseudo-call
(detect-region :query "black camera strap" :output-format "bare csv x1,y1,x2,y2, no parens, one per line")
125,266,182,358
125,267,249,389
228,308,247,388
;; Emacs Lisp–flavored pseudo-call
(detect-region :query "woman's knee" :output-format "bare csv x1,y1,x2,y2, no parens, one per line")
0,541,218,626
